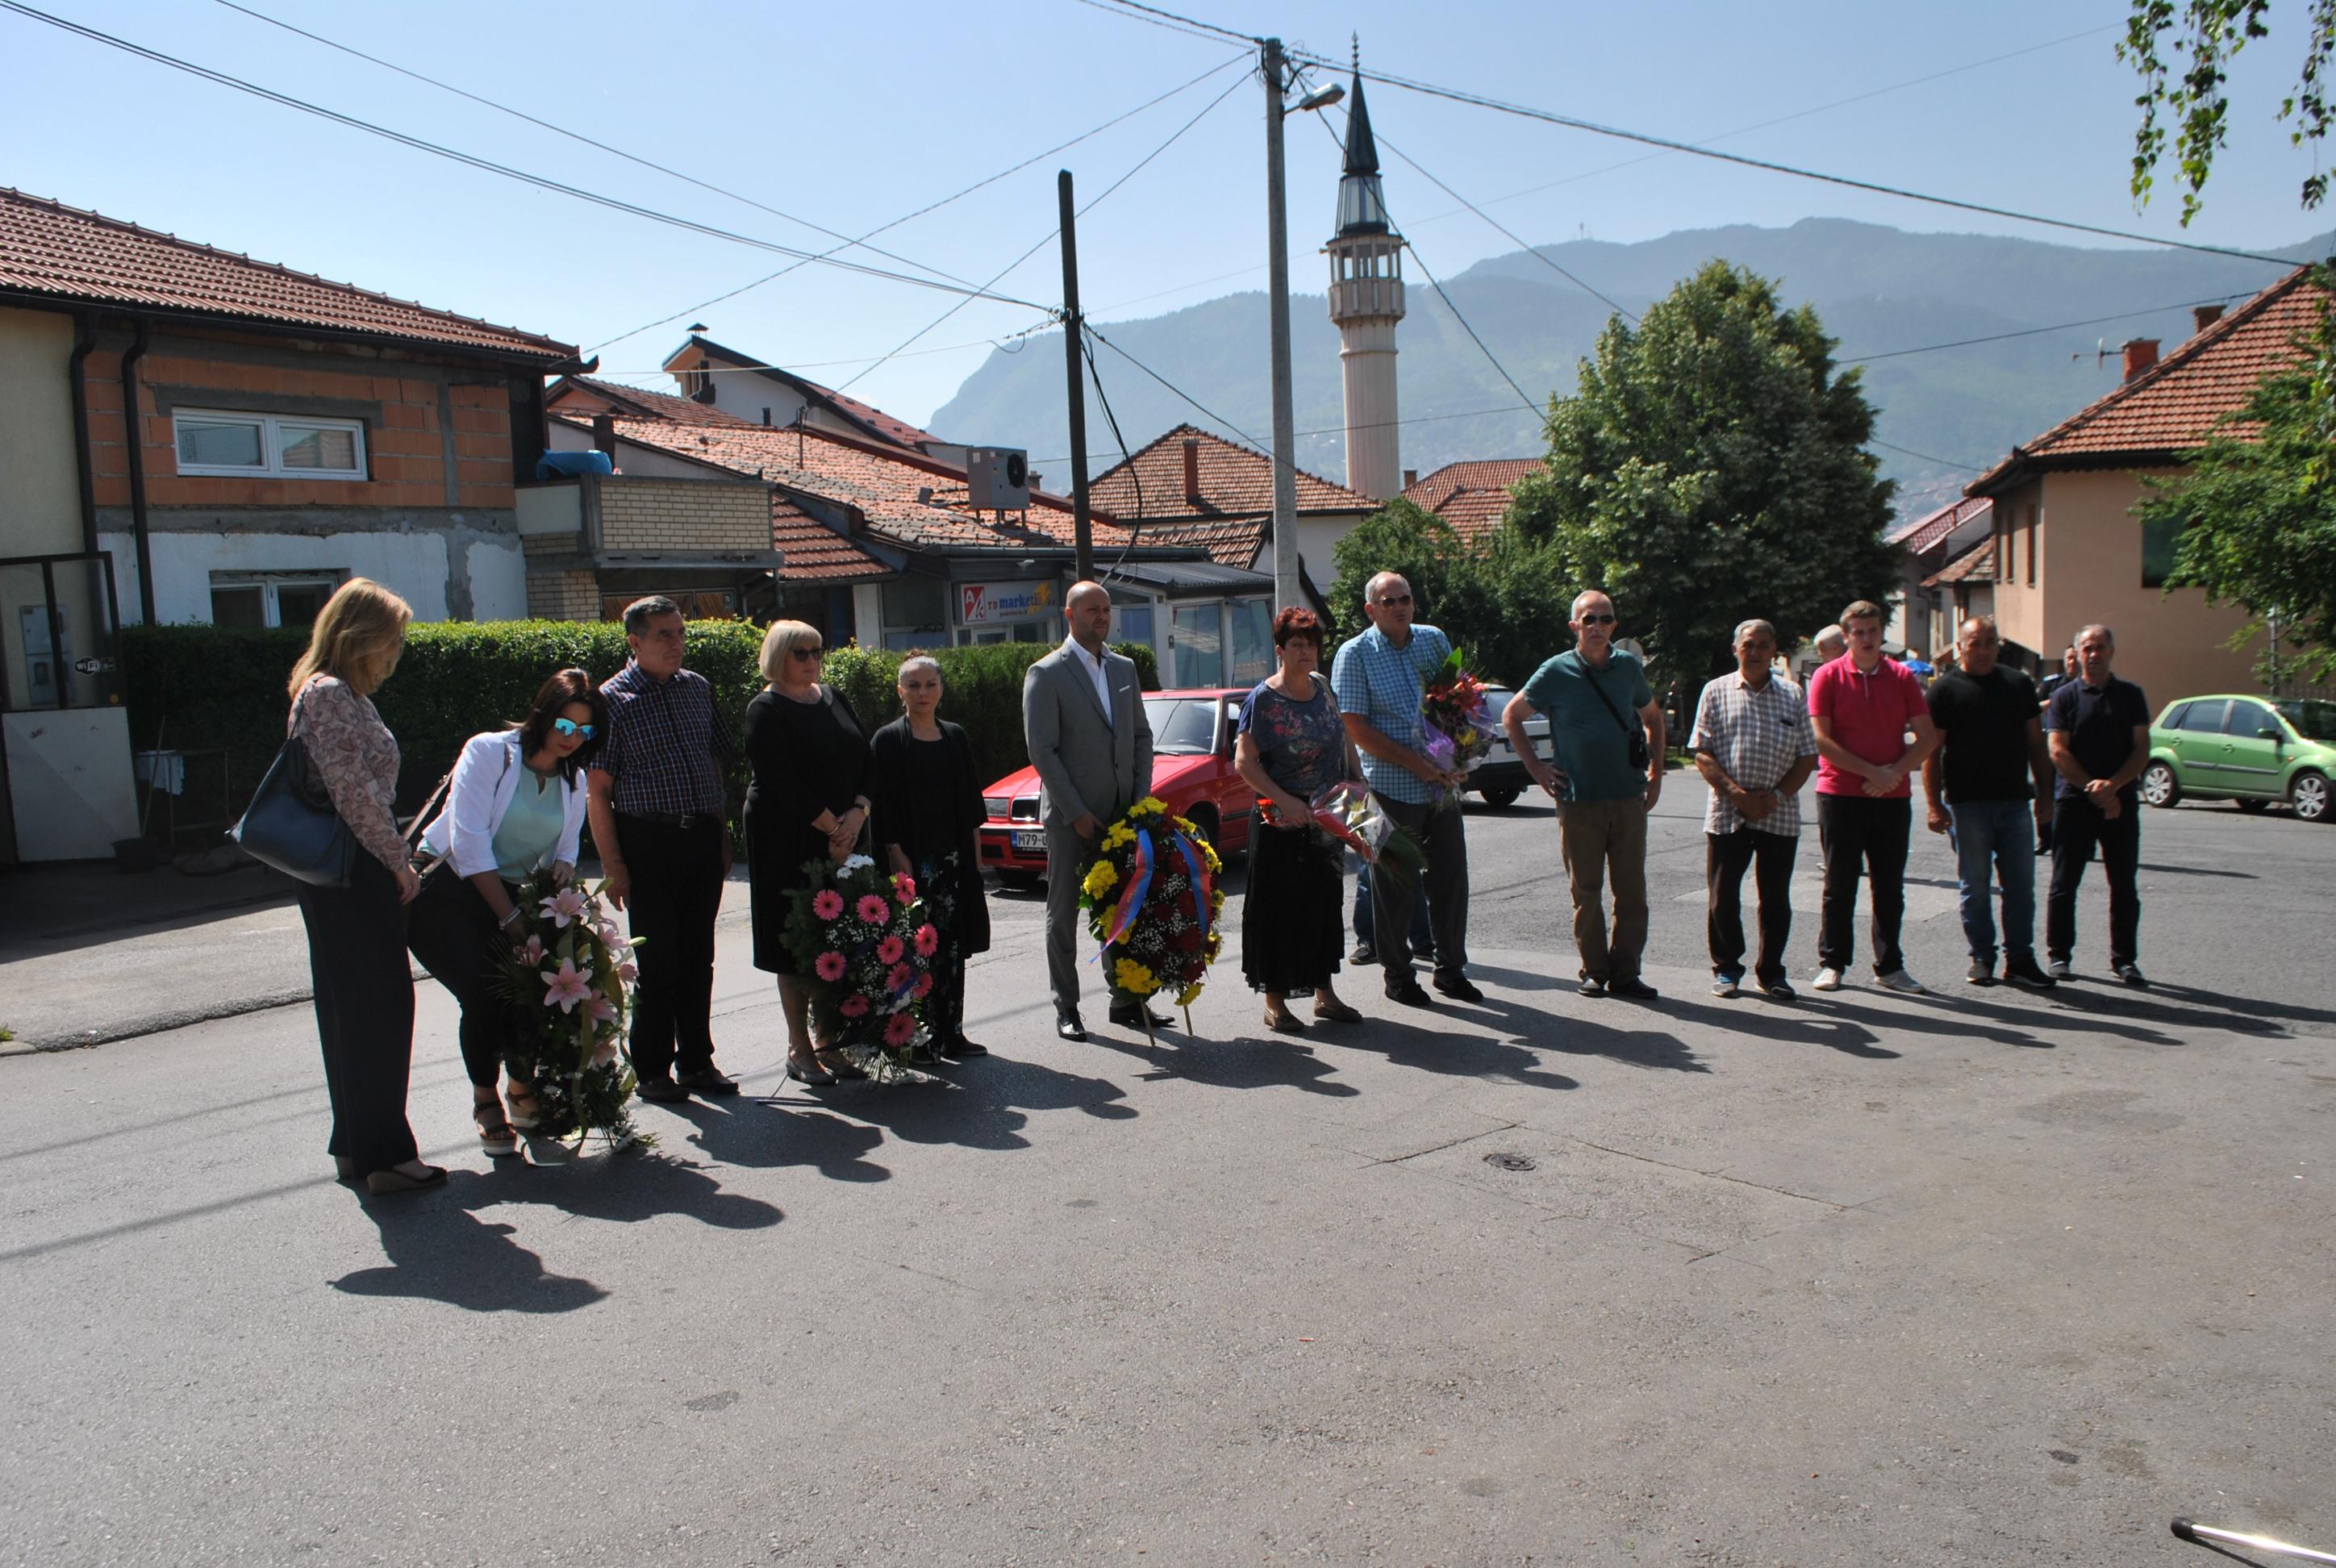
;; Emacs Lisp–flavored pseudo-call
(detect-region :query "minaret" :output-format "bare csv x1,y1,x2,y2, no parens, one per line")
1325,57,1405,502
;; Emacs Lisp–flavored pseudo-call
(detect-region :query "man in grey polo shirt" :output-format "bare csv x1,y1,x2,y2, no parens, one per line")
1504,590,1667,999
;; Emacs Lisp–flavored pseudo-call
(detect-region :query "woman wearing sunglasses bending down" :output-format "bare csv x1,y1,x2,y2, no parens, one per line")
411,669,605,1154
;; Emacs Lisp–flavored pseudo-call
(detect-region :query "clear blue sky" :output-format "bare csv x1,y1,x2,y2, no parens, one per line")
4,0,2325,428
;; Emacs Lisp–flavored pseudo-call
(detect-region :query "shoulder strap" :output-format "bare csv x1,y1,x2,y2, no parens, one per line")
1580,655,1637,737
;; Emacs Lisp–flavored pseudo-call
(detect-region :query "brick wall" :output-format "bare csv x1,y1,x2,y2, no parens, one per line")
526,568,602,621
84,332,515,513
595,476,767,553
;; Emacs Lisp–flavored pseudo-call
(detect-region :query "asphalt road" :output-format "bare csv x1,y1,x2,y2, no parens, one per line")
2,782,2331,1565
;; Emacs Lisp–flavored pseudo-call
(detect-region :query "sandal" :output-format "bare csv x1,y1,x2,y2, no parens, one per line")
473,1101,519,1157
1312,999,1364,1024
817,1049,870,1082
504,1086,541,1129
786,1053,838,1086
1264,1008,1308,1035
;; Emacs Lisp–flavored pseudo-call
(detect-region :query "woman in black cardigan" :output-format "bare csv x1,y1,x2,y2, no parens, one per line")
870,654,991,1058
743,620,873,1085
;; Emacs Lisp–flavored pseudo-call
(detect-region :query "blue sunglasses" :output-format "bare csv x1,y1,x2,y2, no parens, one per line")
552,717,596,740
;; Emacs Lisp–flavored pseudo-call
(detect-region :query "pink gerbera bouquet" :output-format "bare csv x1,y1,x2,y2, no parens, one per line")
782,853,936,1077
495,870,645,1150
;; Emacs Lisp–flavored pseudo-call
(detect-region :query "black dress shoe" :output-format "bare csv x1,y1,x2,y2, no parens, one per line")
1384,978,1433,1007
1608,977,1660,1000
1432,970,1484,1003
1349,941,1378,965
1056,1012,1087,1041
1108,1003,1174,1029
675,1066,740,1097
636,1076,688,1103
943,1036,989,1058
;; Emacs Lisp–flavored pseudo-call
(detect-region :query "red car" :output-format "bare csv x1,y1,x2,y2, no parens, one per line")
979,686,1258,890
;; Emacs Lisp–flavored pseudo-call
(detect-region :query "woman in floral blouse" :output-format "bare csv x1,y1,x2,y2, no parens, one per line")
286,578,439,1195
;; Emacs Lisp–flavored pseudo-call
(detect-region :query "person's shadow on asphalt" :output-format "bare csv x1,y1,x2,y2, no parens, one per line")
789,1054,1140,1151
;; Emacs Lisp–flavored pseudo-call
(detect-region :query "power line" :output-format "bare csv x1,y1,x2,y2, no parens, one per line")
834,65,1252,394
1286,48,2299,268
1030,400,1543,466
1401,23,2121,231
0,0,1053,314
585,53,1252,354
1082,323,1269,450
212,0,985,298
1841,294,2250,363
1078,0,1256,46
1871,436,1986,471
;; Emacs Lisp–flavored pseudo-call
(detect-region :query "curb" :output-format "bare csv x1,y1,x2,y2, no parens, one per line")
2,986,317,1057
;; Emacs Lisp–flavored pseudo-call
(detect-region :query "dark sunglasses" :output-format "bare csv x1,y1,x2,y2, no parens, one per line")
1579,612,1617,626
552,717,596,739
1375,594,1413,607
791,645,826,661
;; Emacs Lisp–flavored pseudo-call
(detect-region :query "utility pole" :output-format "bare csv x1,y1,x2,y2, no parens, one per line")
1262,37,1302,613
1059,169,1094,583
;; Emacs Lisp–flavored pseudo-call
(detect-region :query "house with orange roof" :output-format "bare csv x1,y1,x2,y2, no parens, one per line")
1887,495,1995,660
1964,269,2328,706
1395,459,1541,547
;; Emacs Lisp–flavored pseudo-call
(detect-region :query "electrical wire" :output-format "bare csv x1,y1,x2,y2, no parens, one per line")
1083,323,1269,450
1075,329,1156,577
586,53,1252,354
212,0,988,297
1285,48,2300,268
1031,401,1546,467
833,65,1251,394
1076,0,1256,46
0,0,1053,313
1840,294,2251,363
1871,436,1987,470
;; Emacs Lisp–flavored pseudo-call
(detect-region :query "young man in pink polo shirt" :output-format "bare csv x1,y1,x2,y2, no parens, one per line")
1806,599,1939,993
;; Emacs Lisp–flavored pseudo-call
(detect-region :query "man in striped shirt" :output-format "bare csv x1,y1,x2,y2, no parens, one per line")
1692,619,1818,999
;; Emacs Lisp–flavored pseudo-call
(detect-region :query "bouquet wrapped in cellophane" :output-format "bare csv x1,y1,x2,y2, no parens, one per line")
1420,647,1495,801
496,874,647,1153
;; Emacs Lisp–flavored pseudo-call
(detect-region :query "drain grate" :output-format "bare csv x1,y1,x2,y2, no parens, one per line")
1483,1152,1537,1172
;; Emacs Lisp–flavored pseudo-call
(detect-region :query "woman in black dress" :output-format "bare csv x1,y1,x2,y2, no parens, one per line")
870,654,991,1059
743,619,872,1085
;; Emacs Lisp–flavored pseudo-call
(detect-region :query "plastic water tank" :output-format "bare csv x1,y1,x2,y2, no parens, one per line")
535,449,615,480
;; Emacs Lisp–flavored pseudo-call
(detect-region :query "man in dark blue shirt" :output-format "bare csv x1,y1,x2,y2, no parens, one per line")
2042,623,2152,986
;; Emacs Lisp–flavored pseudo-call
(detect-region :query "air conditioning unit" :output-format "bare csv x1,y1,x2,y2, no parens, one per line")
966,447,1030,511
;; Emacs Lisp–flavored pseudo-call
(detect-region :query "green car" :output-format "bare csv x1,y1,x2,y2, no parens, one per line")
2140,694,2336,823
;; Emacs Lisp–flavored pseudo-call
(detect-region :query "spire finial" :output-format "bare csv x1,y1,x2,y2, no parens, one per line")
1351,32,1359,73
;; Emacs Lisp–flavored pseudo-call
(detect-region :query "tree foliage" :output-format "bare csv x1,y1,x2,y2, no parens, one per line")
1324,500,1575,687
2138,265,2336,682
2121,0,2336,224
1504,261,1898,680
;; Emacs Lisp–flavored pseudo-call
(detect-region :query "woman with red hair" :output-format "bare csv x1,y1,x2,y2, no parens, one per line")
1233,607,1365,1032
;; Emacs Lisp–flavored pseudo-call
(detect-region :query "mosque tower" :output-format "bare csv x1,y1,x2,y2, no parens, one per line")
1324,60,1405,502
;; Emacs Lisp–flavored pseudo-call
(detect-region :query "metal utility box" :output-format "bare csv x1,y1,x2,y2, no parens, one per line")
965,448,1030,512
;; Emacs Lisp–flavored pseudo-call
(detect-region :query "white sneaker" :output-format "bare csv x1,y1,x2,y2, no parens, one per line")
1875,969,1928,995
1812,965,1844,992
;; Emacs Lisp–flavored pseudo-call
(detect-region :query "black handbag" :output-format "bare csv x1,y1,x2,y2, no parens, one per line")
1580,654,1651,774
234,730,356,887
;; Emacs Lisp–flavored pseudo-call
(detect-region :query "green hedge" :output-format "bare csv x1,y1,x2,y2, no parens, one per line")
121,622,1161,825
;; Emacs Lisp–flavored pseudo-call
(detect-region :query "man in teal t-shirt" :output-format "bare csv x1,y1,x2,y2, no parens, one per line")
1503,589,1666,998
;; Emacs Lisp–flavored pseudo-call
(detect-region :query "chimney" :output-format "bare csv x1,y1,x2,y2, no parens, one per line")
1402,467,1417,489
1182,438,1201,505
2121,339,2160,383
590,414,615,460
2192,303,2225,336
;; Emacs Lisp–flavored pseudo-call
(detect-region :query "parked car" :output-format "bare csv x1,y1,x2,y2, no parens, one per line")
1465,685,1550,808
978,687,1258,891
2139,694,2336,823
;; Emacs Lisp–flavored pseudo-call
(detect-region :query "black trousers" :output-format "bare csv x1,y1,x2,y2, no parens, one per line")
928,951,967,1045
2046,794,2142,966
1370,794,1470,984
1708,828,1797,983
295,853,419,1176
1816,794,1910,975
406,864,519,1088
616,814,725,1082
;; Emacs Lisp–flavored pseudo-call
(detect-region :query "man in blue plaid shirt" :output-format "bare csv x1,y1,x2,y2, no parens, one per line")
1331,572,1480,1007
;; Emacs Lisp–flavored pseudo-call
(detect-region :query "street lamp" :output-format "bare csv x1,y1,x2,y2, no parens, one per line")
1262,40,1343,613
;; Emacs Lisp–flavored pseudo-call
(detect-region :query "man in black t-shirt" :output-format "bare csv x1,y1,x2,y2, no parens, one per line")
2043,623,2153,986
1922,615,2057,988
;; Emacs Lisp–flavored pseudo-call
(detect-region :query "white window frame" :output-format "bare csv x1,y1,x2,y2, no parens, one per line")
174,408,369,481
209,571,348,628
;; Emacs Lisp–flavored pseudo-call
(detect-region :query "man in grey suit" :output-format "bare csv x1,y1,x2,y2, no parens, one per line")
1023,580,1158,1040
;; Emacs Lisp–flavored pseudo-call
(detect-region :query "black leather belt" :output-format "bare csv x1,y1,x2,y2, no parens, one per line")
618,811,720,831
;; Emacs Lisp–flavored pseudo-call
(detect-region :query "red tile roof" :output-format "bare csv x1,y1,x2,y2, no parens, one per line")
670,336,943,452
1133,516,1269,569
770,494,889,582
547,376,750,426
1970,265,2327,495
1921,537,1995,588
1398,458,1541,544
1090,424,1376,520
1890,495,1992,555
0,187,575,361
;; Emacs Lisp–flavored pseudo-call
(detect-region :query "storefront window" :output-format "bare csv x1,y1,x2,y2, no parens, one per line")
1116,605,1154,652
1228,598,1272,684
882,576,948,648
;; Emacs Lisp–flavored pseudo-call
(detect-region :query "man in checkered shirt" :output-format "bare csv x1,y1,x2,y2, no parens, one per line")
1331,571,1479,1007
1691,619,1818,999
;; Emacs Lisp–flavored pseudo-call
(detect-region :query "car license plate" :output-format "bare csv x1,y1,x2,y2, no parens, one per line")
1012,828,1046,853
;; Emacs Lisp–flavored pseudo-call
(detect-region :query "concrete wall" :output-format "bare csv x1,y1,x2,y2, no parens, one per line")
0,307,83,558
1990,467,2258,707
